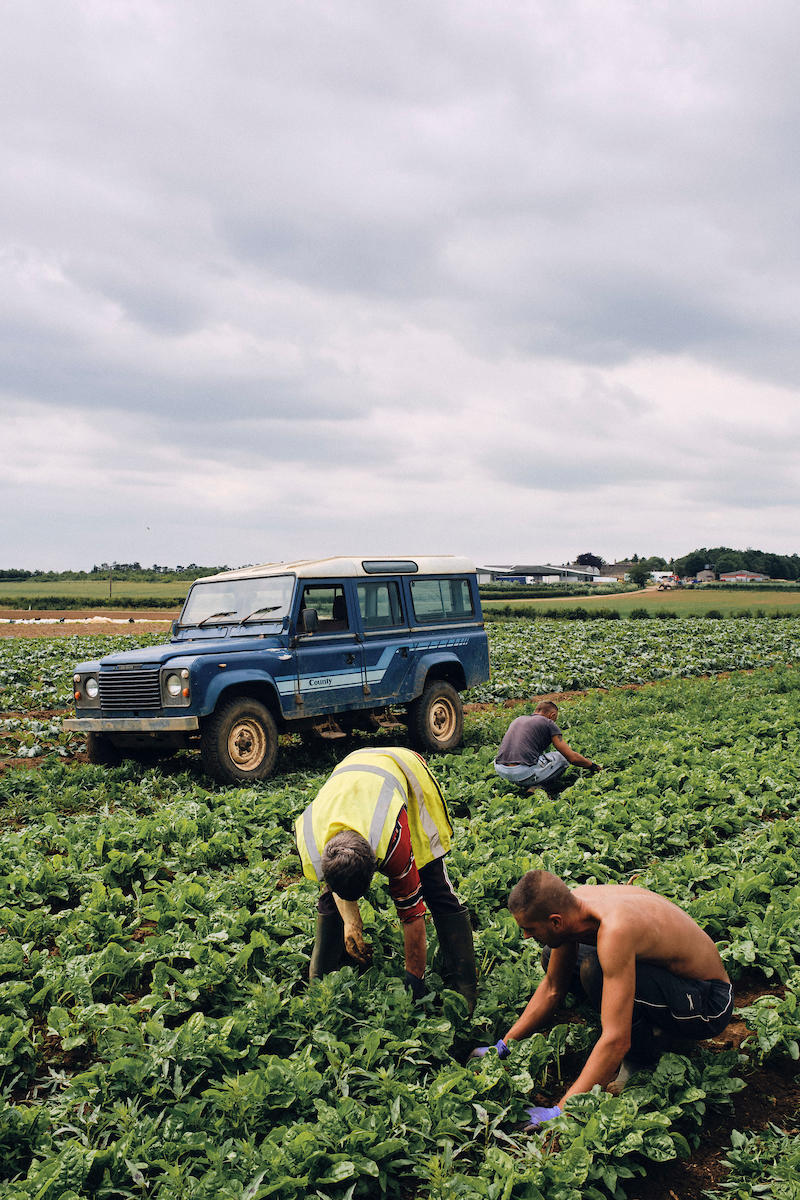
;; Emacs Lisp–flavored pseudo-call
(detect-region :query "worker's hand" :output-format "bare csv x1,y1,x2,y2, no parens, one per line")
524,1105,561,1129
343,923,373,966
587,761,602,773
470,1039,510,1060
404,970,428,1001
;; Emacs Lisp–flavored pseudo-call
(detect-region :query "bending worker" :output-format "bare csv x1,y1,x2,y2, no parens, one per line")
295,746,477,1012
494,700,601,795
473,870,733,1127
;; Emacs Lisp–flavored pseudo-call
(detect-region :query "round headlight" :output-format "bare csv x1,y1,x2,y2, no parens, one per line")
85,677,99,699
165,673,183,698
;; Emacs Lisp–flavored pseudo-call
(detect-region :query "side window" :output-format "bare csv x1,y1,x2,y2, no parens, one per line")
298,584,350,631
357,580,404,629
410,577,475,623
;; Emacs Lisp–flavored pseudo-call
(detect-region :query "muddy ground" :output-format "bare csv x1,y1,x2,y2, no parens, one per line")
0,607,175,637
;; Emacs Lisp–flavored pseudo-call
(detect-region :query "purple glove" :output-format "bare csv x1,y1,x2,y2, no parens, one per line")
525,1105,561,1129
470,1039,510,1059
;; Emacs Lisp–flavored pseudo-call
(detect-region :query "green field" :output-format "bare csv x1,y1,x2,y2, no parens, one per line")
1,631,799,1197
5,577,800,618
482,586,800,617
0,579,186,606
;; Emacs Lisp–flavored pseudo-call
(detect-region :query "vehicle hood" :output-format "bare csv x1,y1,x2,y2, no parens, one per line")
72,635,287,672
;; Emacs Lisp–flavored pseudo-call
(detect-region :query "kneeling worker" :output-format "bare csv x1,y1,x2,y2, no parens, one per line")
473,870,732,1126
295,746,477,1012
494,701,601,796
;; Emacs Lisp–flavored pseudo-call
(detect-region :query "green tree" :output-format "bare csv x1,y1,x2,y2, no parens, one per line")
628,562,653,588
576,552,604,570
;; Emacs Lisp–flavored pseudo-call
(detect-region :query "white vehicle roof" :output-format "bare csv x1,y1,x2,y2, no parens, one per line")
198,556,477,583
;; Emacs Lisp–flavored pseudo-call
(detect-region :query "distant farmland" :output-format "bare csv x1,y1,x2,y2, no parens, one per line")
481,585,800,617
0,578,187,608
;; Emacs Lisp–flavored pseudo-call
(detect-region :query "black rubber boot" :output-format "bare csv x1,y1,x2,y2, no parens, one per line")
541,770,572,798
432,908,478,1015
309,912,345,981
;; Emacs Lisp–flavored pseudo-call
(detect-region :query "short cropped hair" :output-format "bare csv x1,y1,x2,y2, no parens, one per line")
535,701,559,719
508,869,575,922
321,831,377,901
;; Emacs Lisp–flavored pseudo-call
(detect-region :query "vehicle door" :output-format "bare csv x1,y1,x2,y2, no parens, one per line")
355,577,415,704
291,581,367,715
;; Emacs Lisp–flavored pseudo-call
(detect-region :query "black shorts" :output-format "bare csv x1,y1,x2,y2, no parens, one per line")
631,961,734,1039
543,944,733,1041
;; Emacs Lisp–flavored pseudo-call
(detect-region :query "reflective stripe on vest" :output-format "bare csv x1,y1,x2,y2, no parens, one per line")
295,748,452,883
373,748,447,858
331,765,405,852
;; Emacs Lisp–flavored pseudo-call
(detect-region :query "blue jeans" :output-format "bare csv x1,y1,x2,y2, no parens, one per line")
494,750,568,789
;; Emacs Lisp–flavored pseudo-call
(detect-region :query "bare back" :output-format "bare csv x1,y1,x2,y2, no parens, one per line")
572,885,729,982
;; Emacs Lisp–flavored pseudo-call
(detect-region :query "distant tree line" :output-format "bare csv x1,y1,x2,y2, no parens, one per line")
671,547,800,580
0,564,228,583
574,548,800,582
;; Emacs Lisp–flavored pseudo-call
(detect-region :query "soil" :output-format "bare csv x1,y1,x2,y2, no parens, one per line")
631,1057,800,1200
0,607,174,638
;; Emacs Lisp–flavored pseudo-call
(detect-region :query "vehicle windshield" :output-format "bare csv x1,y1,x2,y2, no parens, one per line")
179,575,294,627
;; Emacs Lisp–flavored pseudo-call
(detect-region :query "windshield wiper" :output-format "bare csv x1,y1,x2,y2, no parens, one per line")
197,610,238,627
240,605,283,623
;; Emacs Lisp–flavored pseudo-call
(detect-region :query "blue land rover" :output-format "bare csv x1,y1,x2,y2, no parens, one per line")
64,556,490,784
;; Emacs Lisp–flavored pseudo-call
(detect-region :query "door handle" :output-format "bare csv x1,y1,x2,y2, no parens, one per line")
345,653,356,665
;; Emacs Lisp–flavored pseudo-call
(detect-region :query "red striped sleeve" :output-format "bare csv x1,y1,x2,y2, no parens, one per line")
381,809,425,923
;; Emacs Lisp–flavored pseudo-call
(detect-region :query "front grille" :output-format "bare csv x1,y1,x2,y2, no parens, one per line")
99,666,162,710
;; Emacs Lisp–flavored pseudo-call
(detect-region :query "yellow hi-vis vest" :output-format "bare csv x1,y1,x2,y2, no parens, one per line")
295,747,454,883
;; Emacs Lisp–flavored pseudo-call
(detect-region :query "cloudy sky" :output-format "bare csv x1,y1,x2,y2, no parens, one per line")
3,0,799,571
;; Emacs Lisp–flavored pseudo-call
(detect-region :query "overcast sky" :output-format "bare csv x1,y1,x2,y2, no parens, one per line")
3,0,799,571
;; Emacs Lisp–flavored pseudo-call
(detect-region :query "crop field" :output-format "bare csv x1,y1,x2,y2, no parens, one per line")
469,617,800,701
0,580,186,605
0,626,799,1198
482,587,800,617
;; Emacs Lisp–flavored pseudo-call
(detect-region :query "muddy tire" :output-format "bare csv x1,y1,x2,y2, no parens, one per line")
201,697,279,784
86,732,121,766
407,682,463,754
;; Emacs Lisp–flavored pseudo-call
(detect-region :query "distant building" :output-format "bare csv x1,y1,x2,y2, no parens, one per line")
696,569,716,582
605,561,635,580
719,571,769,583
478,563,599,584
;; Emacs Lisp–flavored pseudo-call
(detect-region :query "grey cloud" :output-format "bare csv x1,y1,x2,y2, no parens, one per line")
3,1,800,568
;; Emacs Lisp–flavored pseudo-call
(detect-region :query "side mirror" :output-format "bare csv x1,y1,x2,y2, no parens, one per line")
300,607,319,634
170,620,179,636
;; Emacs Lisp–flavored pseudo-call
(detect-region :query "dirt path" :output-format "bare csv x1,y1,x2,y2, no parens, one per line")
0,608,175,638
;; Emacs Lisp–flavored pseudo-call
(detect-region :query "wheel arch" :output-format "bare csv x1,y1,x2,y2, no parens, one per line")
203,676,285,730
412,653,467,697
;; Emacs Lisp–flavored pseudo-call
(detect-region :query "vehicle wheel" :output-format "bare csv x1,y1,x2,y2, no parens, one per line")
407,682,463,754
86,732,121,766
200,697,279,784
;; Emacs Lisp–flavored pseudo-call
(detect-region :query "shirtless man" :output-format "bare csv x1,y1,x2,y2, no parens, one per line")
472,870,733,1127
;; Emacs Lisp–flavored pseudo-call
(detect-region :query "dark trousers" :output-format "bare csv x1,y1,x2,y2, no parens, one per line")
317,855,464,917
543,944,734,1061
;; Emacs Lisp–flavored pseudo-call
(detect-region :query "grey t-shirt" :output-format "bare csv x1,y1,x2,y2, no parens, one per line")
495,715,562,765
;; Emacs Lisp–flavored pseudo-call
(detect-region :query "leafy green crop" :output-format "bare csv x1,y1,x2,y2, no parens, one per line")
707,1125,800,1199
0,638,799,1196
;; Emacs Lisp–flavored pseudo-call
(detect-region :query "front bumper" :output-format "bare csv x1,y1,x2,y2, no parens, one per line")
63,717,200,733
